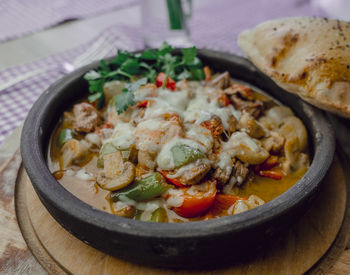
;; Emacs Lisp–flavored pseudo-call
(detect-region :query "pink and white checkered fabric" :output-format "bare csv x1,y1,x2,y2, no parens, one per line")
0,0,324,145
0,0,137,43
0,25,144,145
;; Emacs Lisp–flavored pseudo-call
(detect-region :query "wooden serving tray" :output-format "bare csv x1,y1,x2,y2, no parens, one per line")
1,150,350,274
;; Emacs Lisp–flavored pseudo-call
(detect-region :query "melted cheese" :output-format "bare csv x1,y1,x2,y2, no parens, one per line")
185,124,213,152
165,189,184,207
182,86,239,130
143,89,189,120
217,131,262,169
75,168,94,181
135,119,172,153
104,122,135,149
156,137,206,170
101,84,260,178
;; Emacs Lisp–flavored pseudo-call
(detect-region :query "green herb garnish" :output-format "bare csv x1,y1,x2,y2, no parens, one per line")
84,42,204,112
114,77,147,114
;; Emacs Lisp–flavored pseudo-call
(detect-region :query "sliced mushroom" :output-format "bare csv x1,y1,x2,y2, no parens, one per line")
61,139,88,168
261,131,285,154
246,195,265,209
260,106,294,129
97,151,135,191
237,111,267,139
279,116,308,173
282,136,309,173
227,132,269,165
278,116,307,152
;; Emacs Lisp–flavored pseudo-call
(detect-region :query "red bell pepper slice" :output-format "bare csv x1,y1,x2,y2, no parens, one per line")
156,72,176,91
172,180,217,218
262,155,279,169
160,171,185,187
206,194,248,217
137,100,148,108
259,169,283,180
253,155,279,174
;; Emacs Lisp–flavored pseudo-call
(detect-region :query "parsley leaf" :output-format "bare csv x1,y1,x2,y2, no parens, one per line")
83,43,205,111
177,69,191,80
88,92,105,109
120,58,140,75
115,90,134,114
157,41,173,56
181,47,197,66
114,77,147,114
111,50,130,65
99,60,110,75
140,49,158,60
124,77,148,92
84,70,101,80
87,78,105,94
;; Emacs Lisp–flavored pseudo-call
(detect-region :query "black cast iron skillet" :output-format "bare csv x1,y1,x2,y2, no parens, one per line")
21,49,335,268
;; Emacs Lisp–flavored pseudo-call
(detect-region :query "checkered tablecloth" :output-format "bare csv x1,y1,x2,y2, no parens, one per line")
0,0,324,145
0,0,137,43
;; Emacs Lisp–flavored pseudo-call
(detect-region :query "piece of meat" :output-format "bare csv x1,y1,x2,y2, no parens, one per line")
232,97,264,118
170,160,211,186
94,122,114,140
200,115,224,138
73,102,101,133
231,160,250,187
225,83,254,98
237,111,266,139
225,83,265,118
207,72,231,89
213,166,232,185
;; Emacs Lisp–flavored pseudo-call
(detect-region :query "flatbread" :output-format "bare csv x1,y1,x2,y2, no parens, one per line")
238,17,350,118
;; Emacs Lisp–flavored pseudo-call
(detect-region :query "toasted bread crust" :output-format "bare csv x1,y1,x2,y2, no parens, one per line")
238,17,350,118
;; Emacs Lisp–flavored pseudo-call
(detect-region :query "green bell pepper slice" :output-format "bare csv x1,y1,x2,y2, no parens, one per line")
57,128,75,147
150,207,168,222
134,209,142,220
171,144,205,168
110,172,171,202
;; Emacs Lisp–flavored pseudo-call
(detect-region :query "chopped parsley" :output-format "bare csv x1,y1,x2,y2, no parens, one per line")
114,78,147,114
83,42,204,112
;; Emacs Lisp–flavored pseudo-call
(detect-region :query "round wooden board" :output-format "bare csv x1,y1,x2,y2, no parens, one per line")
15,156,350,275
